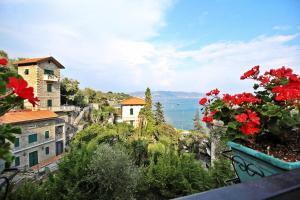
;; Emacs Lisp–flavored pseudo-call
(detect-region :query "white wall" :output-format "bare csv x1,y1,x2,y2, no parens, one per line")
121,105,144,126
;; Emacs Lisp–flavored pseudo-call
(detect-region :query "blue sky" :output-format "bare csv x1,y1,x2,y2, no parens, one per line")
0,0,299,93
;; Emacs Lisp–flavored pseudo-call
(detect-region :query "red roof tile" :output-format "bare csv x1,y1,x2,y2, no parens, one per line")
14,56,65,69
121,97,145,105
0,110,58,124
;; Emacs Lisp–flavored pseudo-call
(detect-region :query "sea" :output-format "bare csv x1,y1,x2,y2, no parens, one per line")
153,97,202,130
131,91,205,130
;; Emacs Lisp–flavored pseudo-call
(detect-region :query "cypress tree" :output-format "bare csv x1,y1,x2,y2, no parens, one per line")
139,87,155,134
154,101,165,125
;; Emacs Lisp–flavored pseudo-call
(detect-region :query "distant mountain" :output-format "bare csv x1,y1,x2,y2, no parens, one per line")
130,91,204,99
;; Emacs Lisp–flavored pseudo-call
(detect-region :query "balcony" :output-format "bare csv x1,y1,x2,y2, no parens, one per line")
176,168,300,200
43,74,59,82
48,105,81,112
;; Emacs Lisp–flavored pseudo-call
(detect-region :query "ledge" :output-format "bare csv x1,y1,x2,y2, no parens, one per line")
175,168,300,200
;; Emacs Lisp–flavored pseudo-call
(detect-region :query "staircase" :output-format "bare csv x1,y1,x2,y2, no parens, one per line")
73,106,91,126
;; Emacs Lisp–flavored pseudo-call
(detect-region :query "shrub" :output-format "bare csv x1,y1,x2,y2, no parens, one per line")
85,144,141,200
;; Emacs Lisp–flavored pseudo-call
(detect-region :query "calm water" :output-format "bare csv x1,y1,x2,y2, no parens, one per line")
153,97,202,130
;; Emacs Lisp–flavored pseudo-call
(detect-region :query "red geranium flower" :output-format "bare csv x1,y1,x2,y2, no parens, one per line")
6,77,39,106
202,111,216,123
240,66,260,80
199,97,207,105
258,75,270,86
235,113,248,123
206,88,220,96
265,66,293,78
240,121,260,135
0,58,8,66
247,110,260,125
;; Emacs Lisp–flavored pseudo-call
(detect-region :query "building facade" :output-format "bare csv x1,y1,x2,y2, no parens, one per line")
120,97,145,127
0,110,65,170
15,57,64,110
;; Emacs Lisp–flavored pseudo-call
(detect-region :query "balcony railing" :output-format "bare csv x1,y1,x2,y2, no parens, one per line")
43,74,59,82
176,168,300,200
48,105,81,112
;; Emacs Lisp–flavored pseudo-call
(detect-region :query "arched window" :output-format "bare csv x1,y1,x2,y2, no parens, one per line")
130,108,134,115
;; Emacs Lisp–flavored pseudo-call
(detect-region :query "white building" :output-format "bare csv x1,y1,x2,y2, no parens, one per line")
120,97,145,127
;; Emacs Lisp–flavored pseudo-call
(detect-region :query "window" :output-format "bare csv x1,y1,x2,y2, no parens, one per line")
130,120,134,126
28,134,37,143
45,131,49,139
47,83,52,92
130,108,134,115
44,69,54,75
15,138,20,147
29,151,38,167
15,157,20,166
47,99,52,107
24,69,29,75
45,147,49,155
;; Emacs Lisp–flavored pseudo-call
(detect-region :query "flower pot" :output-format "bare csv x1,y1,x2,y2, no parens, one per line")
227,141,300,182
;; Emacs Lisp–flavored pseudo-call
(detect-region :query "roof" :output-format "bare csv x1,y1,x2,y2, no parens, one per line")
14,56,65,69
120,97,146,105
0,110,58,124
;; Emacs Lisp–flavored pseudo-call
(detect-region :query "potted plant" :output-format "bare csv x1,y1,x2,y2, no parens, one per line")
199,66,300,182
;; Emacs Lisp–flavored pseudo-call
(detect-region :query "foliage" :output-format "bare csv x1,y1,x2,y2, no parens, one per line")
85,144,141,200
7,179,45,200
91,105,116,124
60,77,81,105
0,55,37,163
142,149,212,199
0,125,21,163
154,101,165,125
139,87,155,135
200,66,300,144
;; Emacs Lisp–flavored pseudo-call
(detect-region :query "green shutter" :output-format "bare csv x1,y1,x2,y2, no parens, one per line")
15,138,20,147
28,134,37,143
29,151,38,167
45,147,49,155
15,157,20,166
44,69,54,75
45,131,49,139
47,84,52,92
47,99,52,107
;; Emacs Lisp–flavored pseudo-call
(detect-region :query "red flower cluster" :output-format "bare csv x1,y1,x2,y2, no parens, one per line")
6,77,39,106
199,97,207,105
206,88,220,96
222,92,261,105
240,66,259,80
202,111,216,123
235,110,260,135
257,75,270,86
0,58,8,66
266,67,300,102
265,66,293,78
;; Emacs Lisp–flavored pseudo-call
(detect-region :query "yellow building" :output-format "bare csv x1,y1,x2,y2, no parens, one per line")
14,57,64,110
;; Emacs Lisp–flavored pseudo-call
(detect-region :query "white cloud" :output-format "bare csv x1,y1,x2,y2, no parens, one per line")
272,25,291,31
0,0,300,94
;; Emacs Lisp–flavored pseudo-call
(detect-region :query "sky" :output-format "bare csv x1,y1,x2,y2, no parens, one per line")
0,0,300,93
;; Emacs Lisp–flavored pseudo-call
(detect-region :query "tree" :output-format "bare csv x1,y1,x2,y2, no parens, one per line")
60,78,80,105
154,101,165,125
139,87,155,134
83,87,96,104
193,109,206,133
85,144,141,200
